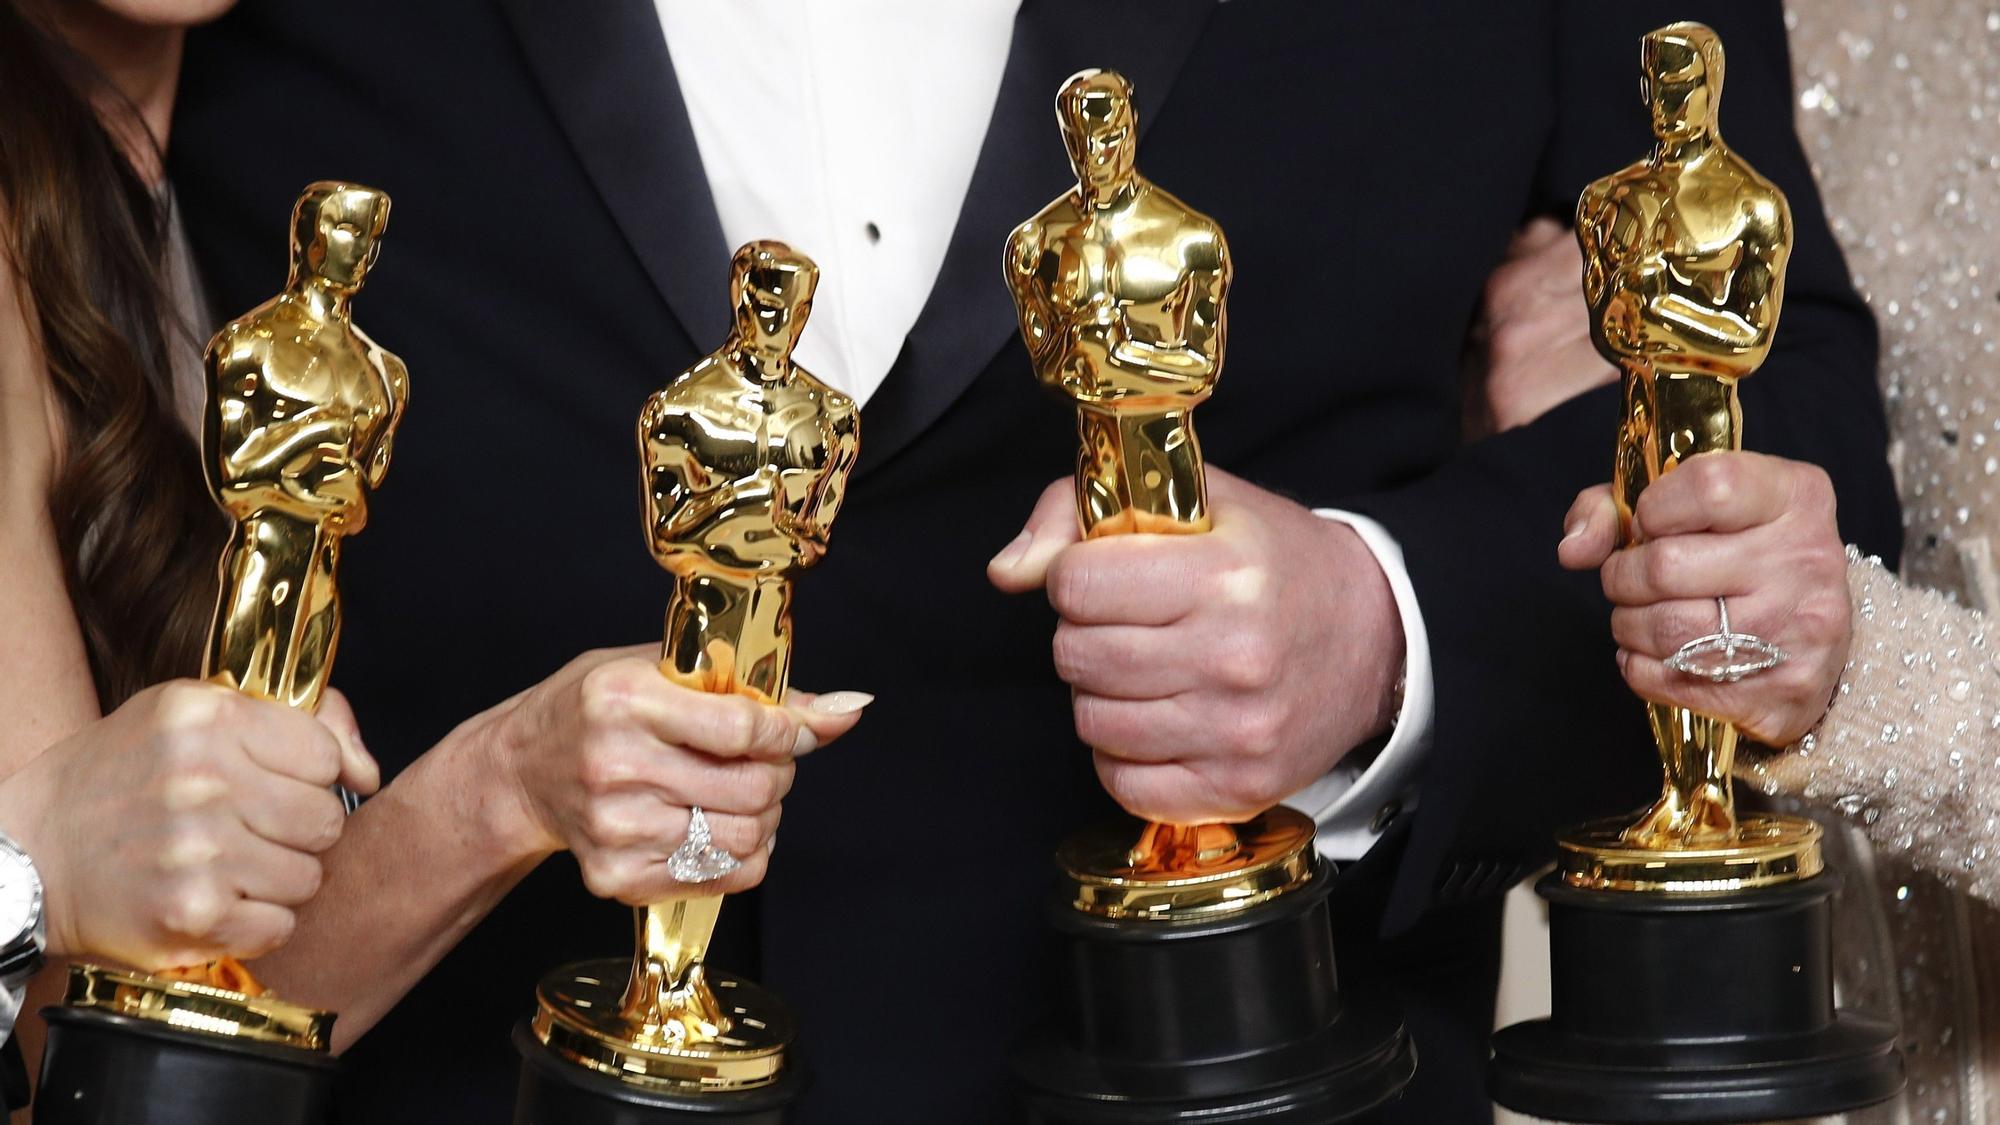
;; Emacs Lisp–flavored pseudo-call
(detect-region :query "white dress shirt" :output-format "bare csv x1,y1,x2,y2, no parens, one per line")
655,1,1432,862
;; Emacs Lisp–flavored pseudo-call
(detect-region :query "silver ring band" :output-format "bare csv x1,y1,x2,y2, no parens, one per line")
1662,596,1788,683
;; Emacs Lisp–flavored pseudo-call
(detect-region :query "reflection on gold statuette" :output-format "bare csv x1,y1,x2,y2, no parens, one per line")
1561,23,1819,892
1006,69,1314,919
532,242,858,1089
64,181,406,1049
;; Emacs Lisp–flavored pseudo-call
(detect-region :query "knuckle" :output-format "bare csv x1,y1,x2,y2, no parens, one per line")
1658,604,1705,650
576,744,631,794
1793,463,1836,515
259,909,300,955
1050,627,1087,685
577,855,632,901
714,702,760,755
1221,631,1280,690
1643,540,1686,589
742,763,788,810
288,857,326,903
302,798,345,853
579,802,626,848
1072,696,1117,750
1695,459,1738,511
1222,761,1283,813
1046,556,1094,618
159,879,226,940
578,663,640,729
1230,706,1284,758
156,681,228,731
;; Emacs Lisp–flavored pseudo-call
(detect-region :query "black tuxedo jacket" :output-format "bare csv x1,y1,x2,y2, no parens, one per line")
172,1,1900,1119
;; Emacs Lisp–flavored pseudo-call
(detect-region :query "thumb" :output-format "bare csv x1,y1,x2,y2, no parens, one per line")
1557,484,1621,571
988,477,1082,593
782,690,874,754
314,687,381,797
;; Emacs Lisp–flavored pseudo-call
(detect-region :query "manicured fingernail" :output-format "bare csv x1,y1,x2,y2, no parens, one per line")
791,728,820,757
1615,649,1631,671
989,530,1032,570
811,691,874,715
1561,518,1585,543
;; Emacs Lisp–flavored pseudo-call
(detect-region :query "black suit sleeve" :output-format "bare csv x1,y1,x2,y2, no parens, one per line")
1348,0,1901,934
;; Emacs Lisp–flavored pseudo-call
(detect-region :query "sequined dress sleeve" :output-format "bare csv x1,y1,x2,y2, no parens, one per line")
1742,547,2000,901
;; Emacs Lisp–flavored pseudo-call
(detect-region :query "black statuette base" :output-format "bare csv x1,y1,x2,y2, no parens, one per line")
1013,865,1415,1123
35,1007,335,1125
1489,871,1904,1123
511,1022,802,1125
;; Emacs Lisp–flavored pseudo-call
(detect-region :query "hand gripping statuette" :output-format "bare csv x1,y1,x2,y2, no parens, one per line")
1566,20,1805,890
521,243,856,1120
38,182,404,1125
1003,66,1314,918
1004,70,1412,1124
1488,28,1902,1123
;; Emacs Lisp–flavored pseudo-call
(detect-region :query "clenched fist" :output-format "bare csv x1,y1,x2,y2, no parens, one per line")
990,468,1404,824
0,680,377,971
485,646,869,904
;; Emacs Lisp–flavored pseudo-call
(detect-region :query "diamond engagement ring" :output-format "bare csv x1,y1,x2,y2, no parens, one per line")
666,806,741,883
1661,596,1787,683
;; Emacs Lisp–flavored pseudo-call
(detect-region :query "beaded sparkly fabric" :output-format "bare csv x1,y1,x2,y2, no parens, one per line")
1742,5,2000,1122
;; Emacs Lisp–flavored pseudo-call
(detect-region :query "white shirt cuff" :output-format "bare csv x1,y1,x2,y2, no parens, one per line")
1280,509,1436,862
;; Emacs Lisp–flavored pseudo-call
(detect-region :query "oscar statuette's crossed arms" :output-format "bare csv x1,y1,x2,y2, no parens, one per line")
205,331,406,528
641,379,856,575
1006,202,1229,406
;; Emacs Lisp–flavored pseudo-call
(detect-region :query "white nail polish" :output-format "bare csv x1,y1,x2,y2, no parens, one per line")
811,691,875,715
791,728,820,756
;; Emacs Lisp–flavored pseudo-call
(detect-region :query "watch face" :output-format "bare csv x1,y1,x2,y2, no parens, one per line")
0,848,40,948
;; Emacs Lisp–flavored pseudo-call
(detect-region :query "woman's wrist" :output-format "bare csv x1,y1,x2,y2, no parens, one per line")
0,763,73,959
442,698,559,869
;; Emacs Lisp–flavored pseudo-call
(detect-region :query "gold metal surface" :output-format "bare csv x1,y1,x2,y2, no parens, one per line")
1060,809,1317,920
1558,815,1822,893
533,242,857,1089
62,964,334,1051
62,182,404,1048
1566,23,1817,890
203,182,406,714
1006,68,1311,917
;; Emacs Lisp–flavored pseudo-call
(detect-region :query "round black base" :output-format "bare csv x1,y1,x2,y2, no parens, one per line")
1012,865,1415,1123
35,1006,335,1125
510,1022,803,1125
1489,872,1904,1124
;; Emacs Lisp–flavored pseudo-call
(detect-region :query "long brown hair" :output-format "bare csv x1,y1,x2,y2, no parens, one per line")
0,1,221,709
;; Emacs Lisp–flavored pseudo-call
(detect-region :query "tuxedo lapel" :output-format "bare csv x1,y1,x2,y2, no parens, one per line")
496,0,731,349
860,0,1220,472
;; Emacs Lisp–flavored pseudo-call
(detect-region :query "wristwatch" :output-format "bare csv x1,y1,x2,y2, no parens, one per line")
0,832,45,1045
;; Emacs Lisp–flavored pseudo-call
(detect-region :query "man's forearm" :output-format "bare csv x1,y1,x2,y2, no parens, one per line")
244,703,549,1052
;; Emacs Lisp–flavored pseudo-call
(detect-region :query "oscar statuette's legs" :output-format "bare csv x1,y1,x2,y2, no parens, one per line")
1621,372,1743,850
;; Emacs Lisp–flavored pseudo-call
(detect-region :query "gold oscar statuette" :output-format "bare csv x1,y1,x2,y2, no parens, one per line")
1005,69,1315,920
530,242,858,1091
1561,22,1816,892
63,181,407,1050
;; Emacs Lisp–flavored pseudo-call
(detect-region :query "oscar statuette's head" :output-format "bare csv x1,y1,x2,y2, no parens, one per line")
1057,69,1138,197
730,240,818,361
1641,22,1725,144
290,181,392,294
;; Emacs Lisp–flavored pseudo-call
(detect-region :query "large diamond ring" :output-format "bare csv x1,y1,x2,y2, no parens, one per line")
667,807,741,883
1662,596,1787,683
